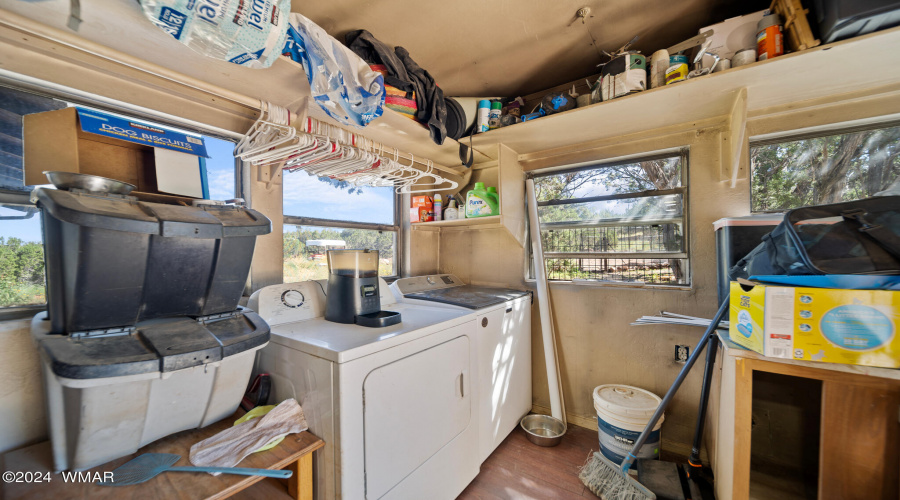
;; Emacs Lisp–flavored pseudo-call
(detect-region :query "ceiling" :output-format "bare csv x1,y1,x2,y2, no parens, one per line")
293,0,769,97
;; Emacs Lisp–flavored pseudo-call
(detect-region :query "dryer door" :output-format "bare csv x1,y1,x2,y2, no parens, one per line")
363,335,470,499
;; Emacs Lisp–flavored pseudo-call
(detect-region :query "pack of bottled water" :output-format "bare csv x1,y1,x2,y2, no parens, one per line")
139,0,291,69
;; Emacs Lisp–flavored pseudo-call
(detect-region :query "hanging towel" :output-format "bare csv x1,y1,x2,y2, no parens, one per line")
190,399,309,471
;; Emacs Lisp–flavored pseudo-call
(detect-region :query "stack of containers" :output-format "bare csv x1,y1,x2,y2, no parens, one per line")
31,185,272,471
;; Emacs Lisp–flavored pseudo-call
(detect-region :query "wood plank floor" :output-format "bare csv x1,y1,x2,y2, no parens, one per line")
458,424,601,499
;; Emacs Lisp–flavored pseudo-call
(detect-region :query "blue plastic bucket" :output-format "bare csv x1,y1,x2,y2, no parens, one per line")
593,384,664,465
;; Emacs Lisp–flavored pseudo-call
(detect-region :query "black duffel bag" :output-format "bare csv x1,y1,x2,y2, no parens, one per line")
730,196,900,279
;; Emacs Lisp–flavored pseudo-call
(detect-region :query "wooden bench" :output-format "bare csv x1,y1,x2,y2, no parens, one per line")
1,409,324,500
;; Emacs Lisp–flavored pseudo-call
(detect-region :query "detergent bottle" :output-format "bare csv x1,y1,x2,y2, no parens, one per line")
486,186,499,213
465,182,499,218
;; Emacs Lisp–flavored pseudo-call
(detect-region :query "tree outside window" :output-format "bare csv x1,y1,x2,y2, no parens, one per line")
751,126,900,212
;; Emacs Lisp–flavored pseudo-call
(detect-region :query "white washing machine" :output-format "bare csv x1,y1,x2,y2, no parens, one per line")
249,279,479,500
390,274,532,463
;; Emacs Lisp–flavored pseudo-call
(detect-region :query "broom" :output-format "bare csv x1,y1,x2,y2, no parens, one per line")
579,297,731,500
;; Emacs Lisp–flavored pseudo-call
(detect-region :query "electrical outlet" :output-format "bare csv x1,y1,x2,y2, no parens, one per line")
675,345,689,363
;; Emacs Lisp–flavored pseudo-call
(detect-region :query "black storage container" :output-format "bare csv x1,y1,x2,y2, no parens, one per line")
714,215,782,305
812,0,900,43
34,188,271,334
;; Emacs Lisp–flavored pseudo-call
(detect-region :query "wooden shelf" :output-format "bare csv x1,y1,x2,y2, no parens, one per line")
469,26,900,158
0,4,493,177
412,215,501,230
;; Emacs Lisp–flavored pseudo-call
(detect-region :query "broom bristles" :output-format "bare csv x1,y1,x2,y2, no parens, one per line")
578,452,656,500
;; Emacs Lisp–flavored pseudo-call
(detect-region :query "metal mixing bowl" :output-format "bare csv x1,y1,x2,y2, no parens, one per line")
44,171,136,195
520,414,566,447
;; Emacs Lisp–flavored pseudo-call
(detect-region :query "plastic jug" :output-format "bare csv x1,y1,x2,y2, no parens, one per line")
487,186,499,207
466,182,499,218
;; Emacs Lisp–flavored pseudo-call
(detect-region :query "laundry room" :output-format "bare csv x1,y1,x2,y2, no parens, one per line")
0,1,899,499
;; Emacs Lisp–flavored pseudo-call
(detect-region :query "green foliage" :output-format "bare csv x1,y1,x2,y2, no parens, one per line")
0,236,46,307
533,157,686,283
534,158,682,223
283,226,395,282
751,127,900,211
283,227,394,257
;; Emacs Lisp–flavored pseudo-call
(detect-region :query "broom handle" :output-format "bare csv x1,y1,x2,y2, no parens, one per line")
620,296,730,474
168,466,293,478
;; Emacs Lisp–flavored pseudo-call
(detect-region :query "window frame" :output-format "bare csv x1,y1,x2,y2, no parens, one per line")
282,191,404,280
749,119,900,213
0,82,243,316
526,148,691,289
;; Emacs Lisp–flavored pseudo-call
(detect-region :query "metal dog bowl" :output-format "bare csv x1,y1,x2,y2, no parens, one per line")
44,171,136,195
520,414,566,447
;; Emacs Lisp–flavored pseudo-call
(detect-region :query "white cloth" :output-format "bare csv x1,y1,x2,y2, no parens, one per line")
190,399,309,469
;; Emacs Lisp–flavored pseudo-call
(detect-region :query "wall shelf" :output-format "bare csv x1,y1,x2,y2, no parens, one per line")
0,4,494,176
412,215,501,231
469,26,900,160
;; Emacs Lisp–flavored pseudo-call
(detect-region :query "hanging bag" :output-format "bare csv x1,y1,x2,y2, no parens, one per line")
730,196,900,279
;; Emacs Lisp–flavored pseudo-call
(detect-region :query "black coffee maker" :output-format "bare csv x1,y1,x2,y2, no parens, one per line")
324,249,401,328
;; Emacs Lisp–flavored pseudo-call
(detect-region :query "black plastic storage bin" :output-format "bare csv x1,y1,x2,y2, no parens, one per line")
812,0,900,43
34,188,271,334
714,215,781,306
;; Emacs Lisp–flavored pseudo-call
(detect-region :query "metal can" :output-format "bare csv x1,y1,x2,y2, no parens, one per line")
757,14,784,61
665,55,689,85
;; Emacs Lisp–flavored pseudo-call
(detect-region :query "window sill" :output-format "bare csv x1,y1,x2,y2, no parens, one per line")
524,278,692,291
0,304,46,322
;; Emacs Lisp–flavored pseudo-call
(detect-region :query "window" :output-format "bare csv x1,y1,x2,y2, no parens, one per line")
750,124,900,212
531,151,689,286
0,84,239,310
283,173,399,282
0,86,65,308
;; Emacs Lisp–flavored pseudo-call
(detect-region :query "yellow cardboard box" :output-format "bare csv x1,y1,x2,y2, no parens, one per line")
729,281,900,368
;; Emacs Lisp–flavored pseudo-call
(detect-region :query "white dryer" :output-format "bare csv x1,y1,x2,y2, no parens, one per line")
390,274,532,463
249,279,479,500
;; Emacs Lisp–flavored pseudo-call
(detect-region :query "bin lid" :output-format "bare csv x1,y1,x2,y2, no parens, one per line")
34,188,271,238
205,310,271,357
593,384,662,420
35,309,269,379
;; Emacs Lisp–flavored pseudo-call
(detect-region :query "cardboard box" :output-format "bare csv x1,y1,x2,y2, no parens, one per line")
24,108,207,198
410,195,433,223
729,282,900,368
697,10,767,69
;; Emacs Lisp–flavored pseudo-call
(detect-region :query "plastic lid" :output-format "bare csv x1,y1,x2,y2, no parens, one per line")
491,101,502,109
757,13,781,31
478,100,491,109
473,182,486,190
35,309,268,379
593,384,662,419
327,249,379,277
487,186,497,193
434,194,442,201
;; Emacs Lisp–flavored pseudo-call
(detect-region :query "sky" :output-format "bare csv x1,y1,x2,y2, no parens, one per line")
2,134,393,243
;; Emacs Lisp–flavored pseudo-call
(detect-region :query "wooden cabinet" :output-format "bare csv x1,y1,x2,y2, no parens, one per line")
709,333,900,500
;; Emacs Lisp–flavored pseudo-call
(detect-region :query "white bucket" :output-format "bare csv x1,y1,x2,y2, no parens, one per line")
593,384,664,465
